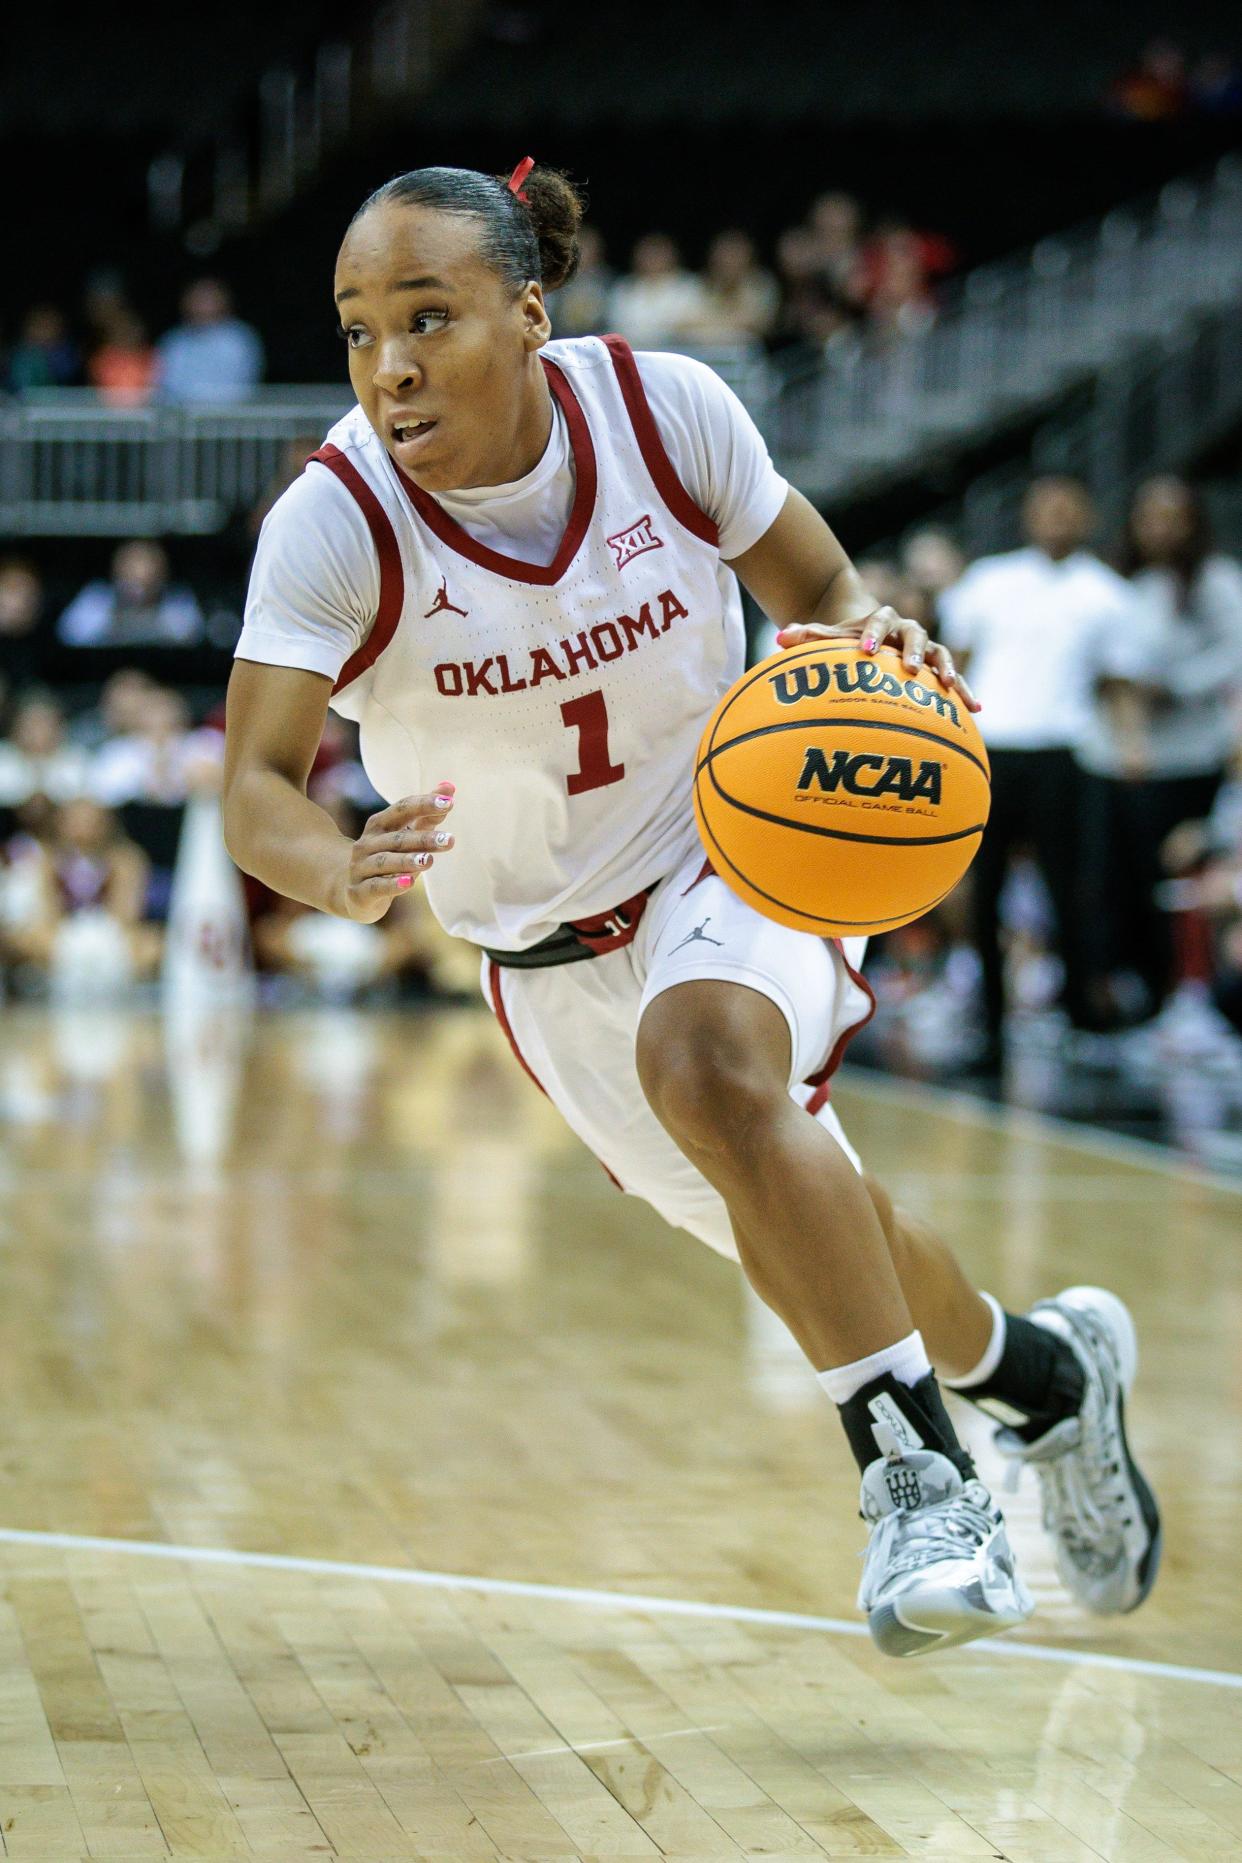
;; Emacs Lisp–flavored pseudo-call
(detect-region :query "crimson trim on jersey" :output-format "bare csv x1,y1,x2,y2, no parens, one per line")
804,941,878,1113
486,960,624,1190
307,444,406,694
394,357,598,585
600,334,720,548
487,959,549,1098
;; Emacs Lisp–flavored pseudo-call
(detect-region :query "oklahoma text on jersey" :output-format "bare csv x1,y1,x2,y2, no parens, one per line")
433,588,689,696
302,334,749,950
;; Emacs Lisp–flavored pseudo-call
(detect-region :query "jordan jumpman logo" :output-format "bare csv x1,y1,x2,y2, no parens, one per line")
424,578,469,619
669,916,724,954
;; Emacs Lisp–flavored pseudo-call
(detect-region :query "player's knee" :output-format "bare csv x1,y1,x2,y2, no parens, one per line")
636,988,786,1166
864,1172,899,1244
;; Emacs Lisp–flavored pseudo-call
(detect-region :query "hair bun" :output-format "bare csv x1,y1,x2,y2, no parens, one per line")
503,164,586,292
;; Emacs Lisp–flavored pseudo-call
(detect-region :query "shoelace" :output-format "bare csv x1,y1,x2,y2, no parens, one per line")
1007,1332,1134,1567
1039,1440,1131,1570
880,1484,998,1585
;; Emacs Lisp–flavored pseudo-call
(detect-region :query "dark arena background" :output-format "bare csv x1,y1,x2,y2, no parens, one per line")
2,4,1242,1856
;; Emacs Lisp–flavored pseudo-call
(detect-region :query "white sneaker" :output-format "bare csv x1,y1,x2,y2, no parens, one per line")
994,1286,1161,1614
858,1440,1034,1658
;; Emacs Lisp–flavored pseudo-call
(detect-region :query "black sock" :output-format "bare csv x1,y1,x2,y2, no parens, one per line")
838,1370,976,1481
963,1311,1085,1443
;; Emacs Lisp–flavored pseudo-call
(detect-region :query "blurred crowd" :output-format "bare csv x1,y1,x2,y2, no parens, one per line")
4,469,1242,1074
816,474,1242,1082
551,193,958,367
0,662,474,1004
2,543,233,662
2,274,263,404
3,193,954,408
1108,38,1242,121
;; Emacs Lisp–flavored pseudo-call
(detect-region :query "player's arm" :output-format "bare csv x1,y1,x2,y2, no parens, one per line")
222,659,453,924
727,487,978,710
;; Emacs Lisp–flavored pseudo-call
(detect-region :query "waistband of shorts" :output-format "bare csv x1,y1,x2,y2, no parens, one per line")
482,886,655,969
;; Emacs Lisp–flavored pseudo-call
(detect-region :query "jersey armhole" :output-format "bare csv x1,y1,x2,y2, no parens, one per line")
308,444,405,693
599,336,720,548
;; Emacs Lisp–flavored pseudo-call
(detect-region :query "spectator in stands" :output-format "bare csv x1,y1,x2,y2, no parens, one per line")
1191,51,1242,115
0,559,49,693
1079,477,1242,1020
57,541,203,649
68,668,160,753
0,694,90,806
857,221,954,343
6,305,80,392
5,797,160,989
0,795,55,969
901,528,967,623
805,192,865,300
939,477,1142,1067
88,308,158,406
1109,39,1188,120
81,269,131,341
770,227,862,371
90,686,211,807
685,230,778,346
610,234,706,351
854,557,906,611
547,225,615,338
156,278,264,404
1157,753,1242,1039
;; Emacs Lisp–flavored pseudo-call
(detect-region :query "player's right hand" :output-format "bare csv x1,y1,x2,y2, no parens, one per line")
338,783,455,922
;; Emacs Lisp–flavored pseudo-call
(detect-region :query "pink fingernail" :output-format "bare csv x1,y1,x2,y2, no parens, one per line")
396,874,413,890
436,781,456,795
862,638,878,653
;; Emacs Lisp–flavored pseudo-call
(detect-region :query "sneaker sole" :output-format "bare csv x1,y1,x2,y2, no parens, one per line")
869,1593,1033,1659
1036,1285,1162,1612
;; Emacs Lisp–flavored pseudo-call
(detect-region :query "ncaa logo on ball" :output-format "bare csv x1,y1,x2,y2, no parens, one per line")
693,641,990,937
796,746,943,811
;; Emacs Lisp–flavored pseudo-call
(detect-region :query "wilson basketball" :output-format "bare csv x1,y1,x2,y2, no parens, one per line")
693,641,991,936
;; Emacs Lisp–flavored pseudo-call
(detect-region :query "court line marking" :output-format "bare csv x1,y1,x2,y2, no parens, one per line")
1,1525,1238,1694
838,1066,1242,1195
499,1725,734,1766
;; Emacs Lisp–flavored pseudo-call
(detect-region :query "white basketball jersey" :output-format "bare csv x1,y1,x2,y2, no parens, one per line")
313,335,746,950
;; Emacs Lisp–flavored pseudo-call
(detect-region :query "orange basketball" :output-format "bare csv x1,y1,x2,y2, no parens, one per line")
693,640,991,936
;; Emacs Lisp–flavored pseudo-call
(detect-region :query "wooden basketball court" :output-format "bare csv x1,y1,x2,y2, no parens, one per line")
1,1000,1239,1860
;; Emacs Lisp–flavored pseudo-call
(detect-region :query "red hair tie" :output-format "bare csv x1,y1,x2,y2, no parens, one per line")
506,155,535,204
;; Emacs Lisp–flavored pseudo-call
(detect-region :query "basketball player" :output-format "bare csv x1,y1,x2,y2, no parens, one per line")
223,162,1160,1656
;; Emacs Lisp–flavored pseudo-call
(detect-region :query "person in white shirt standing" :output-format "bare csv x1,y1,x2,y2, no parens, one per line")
222,162,1160,1654
609,234,707,351
939,480,1142,1065
1081,476,1242,1019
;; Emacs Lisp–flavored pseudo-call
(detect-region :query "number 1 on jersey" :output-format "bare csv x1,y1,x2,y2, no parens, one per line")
561,690,625,796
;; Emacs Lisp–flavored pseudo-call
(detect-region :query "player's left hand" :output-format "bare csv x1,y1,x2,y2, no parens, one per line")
776,610,980,713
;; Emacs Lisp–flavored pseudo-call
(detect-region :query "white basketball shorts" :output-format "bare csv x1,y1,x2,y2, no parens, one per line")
481,839,876,1262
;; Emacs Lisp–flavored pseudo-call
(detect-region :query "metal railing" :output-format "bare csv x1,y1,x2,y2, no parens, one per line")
0,391,353,535
5,157,1242,536
773,154,1242,502
952,296,1242,558
0,354,771,538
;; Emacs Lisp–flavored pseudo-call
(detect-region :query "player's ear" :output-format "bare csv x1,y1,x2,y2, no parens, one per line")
520,281,551,350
